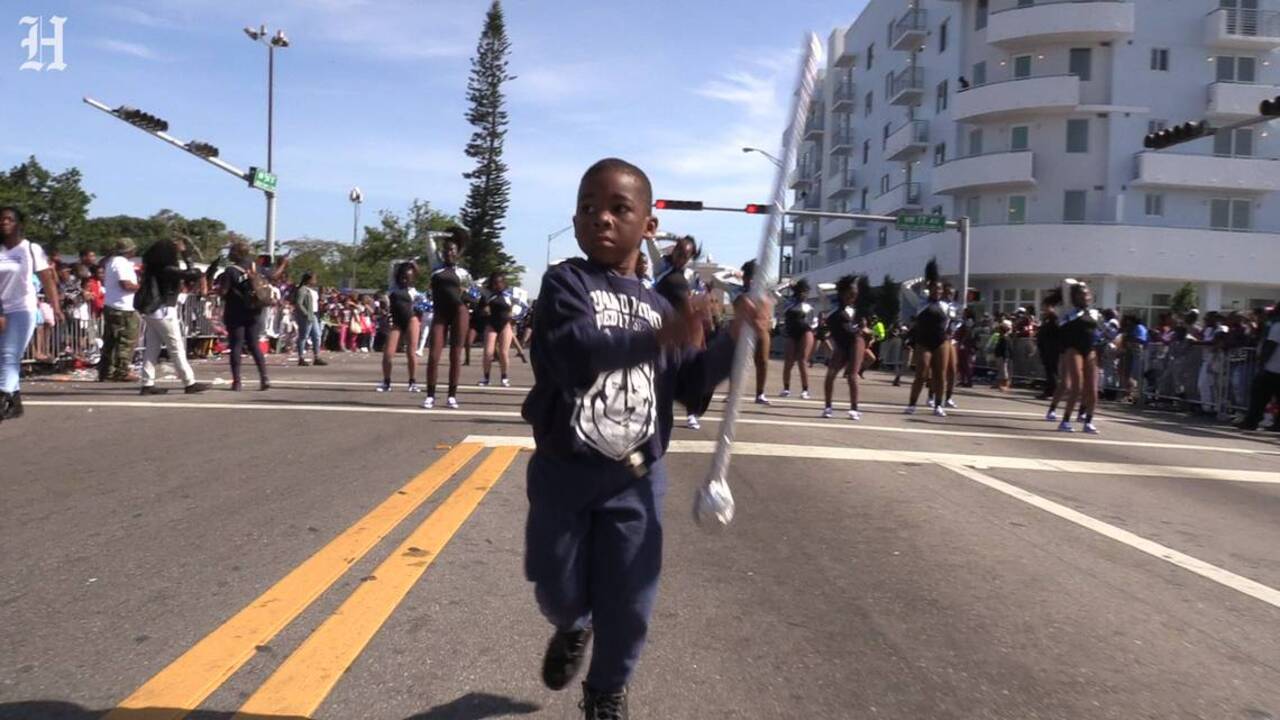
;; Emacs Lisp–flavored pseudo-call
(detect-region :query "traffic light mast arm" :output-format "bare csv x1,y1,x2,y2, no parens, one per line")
83,96,251,183
1144,110,1278,150
654,200,959,229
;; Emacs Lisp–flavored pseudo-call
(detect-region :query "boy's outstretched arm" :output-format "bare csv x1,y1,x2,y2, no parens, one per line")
673,296,774,409
538,270,661,389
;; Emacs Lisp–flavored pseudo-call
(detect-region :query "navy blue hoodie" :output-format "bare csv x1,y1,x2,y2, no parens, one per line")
521,257,736,467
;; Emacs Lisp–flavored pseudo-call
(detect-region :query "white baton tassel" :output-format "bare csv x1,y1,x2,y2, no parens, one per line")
695,32,823,529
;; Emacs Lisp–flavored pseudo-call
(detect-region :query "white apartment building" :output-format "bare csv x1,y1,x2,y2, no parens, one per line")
786,0,1280,321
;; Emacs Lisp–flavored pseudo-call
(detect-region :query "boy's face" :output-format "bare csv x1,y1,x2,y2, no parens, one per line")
574,170,657,271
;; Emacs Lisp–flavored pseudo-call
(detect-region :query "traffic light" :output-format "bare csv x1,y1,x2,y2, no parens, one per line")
115,105,169,133
654,199,703,211
185,140,219,159
743,203,772,214
1143,120,1211,150
1261,95,1280,116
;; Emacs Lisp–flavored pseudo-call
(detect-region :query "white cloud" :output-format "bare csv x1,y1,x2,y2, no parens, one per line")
94,39,160,60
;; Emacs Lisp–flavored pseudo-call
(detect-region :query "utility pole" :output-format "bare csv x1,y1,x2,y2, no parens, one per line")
244,24,290,259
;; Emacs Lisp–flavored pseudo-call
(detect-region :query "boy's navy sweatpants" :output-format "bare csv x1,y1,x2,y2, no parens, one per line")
524,449,666,693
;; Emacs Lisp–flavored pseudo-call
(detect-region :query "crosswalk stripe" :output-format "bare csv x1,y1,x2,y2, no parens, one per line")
944,464,1280,610
234,445,521,719
460,435,1280,485
24,400,1277,457
103,443,483,720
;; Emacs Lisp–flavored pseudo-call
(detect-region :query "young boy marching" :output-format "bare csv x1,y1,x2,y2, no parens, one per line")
522,158,771,719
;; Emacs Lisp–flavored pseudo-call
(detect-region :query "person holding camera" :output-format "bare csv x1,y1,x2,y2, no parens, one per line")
136,236,211,396
217,241,271,391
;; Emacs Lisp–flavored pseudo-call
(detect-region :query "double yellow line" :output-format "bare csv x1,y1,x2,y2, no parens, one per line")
105,442,520,720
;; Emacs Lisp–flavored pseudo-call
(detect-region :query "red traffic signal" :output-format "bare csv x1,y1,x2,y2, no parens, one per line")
654,199,703,211
744,203,772,214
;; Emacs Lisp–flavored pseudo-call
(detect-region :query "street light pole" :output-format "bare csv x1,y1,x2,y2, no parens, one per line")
741,146,783,169
546,224,573,270
245,24,289,260
349,187,363,289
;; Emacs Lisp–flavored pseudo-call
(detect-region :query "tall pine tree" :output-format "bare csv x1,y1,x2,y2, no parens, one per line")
460,1,522,281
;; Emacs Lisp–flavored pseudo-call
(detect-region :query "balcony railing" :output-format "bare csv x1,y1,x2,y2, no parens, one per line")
803,113,826,140
830,168,856,193
829,128,856,152
1205,7,1280,48
987,0,1135,47
803,185,822,209
832,81,857,110
885,119,929,161
891,8,927,50
889,66,925,105
873,182,923,213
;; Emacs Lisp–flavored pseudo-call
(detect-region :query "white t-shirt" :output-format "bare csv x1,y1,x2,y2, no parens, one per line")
1265,322,1280,374
104,255,139,311
0,239,49,314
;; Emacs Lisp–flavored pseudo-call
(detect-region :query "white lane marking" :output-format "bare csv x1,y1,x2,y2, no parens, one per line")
461,435,1280,485
26,400,523,419
26,400,1277,458
942,464,1280,611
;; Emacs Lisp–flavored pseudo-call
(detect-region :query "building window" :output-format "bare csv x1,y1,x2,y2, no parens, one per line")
1008,195,1027,224
862,139,870,164
1211,198,1252,230
939,20,949,53
976,0,988,30
972,61,987,86
934,142,947,165
860,187,869,210
1150,48,1170,71
1013,55,1033,79
1063,190,1087,223
866,43,874,70
878,227,888,247
1144,193,1164,216
1215,55,1257,83
1066,119,1089,153
1214,127,1254,156
936,80,948,112
1069,48,1092,81
880,174,890,194
969,128,984,156
1010,125,1029,151
1147,119,1167,134
882,122,891,149
965,196,981,225
865,91,874,116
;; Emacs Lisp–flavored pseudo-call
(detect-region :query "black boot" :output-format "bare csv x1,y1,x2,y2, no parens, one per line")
0,391,10,423
542,626,592,690
5,391,23,420
580,683,628,720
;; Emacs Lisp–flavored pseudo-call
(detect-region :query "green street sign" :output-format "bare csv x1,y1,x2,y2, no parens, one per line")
895,214,947,232
248,167,278,193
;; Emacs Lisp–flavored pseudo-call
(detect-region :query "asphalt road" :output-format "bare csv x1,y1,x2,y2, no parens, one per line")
2,349,1278,720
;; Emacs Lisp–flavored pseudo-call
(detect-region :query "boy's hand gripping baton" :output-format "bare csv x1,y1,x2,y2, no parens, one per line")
695,33,823,528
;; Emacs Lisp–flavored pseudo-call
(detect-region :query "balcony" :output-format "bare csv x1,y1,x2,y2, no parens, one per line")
780,228,797,248
803,113,825,141
831,81,856,111
891,9,927,51
1207,81,1280,121
987,0,1135,49
870,182,923,216
952,74,1080,122
888,66,925,106
1204,7,1280,50
803,183,823,209
828,168,857,196
788,166,815,189
932,150,1035,195
829,128,856,154
832,26,857,68
798,224,819,254
885,120,929,162
1131,152,1280,193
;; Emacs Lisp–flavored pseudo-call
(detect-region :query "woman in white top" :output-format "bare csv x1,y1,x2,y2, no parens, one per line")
0,206,60,422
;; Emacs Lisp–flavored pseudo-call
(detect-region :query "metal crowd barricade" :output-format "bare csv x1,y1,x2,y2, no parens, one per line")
1008,336,1044,385
1139,342,1205,409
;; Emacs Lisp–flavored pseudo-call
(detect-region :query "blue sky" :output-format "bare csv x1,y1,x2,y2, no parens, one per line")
5,0,864,290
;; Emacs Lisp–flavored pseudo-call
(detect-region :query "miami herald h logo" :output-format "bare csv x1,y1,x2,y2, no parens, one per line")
19,16,67,71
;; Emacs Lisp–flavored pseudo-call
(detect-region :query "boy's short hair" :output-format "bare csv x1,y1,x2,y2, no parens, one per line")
581,158,653,208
